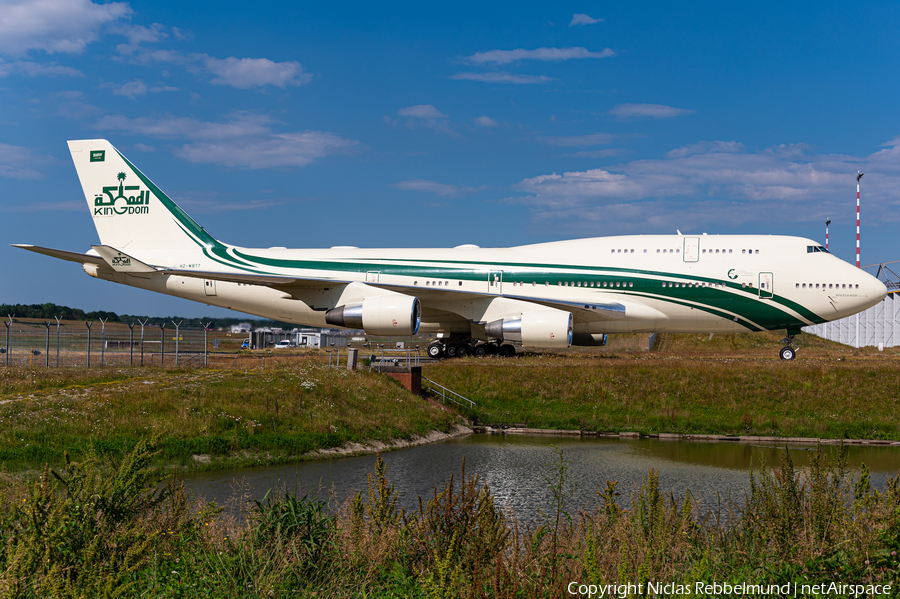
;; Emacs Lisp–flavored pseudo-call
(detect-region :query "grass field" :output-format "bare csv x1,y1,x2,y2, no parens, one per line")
0,358,458,472
423,331,900,440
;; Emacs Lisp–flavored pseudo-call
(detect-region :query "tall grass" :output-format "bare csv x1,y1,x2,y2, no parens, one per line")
2,439,898,597
427,348,900,439
0,361,458,470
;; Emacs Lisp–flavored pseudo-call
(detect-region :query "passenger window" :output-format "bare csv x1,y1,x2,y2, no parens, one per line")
629,282,633,287
676,249,680,253
630,249,634,253
728,249,732,253
755,250,759,254
795,283,799,288
742,249,746,254
611,249,615,253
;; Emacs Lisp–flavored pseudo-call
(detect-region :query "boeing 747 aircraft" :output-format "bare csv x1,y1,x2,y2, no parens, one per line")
13,140,888,360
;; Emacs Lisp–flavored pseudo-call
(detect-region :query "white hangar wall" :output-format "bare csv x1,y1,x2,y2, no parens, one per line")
803,293,899,348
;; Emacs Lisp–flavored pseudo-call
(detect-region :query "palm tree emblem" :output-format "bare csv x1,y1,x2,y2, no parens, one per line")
116,172,126,198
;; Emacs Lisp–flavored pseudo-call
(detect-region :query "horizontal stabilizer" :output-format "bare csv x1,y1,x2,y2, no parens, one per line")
11,244,107,266
91,245,158,273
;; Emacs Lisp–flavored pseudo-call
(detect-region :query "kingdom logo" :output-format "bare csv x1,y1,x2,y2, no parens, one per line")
93,172,150,216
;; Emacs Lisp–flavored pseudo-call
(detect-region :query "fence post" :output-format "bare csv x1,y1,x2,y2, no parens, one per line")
172,320,182,366
45,322,50,367
203,322,211,367
129,323,135,366
86,321,93,368
159,323,166,367
99,317,107,367
5,315,13,366
54,316,61,367
138,319,147,367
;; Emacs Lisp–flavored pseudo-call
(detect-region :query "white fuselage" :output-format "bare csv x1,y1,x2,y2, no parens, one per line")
85,234,886,339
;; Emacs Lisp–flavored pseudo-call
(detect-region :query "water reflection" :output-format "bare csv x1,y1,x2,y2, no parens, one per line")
180,435,900,524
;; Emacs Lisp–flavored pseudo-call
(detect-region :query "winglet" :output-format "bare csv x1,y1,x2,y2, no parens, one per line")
90,245,158,273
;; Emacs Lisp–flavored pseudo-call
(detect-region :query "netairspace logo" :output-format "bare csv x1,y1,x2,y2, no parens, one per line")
566,581,893,598
93,172,150,217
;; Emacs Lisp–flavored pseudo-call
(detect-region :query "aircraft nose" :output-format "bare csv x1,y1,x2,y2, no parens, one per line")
873,277,888,301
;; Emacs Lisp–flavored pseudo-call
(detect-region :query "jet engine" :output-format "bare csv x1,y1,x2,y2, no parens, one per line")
325,295,421,336
485,309,573,348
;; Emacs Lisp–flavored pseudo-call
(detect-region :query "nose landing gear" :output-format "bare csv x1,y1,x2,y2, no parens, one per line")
779,335,798,360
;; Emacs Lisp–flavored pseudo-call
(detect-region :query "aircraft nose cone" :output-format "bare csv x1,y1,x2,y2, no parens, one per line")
873,277,888,301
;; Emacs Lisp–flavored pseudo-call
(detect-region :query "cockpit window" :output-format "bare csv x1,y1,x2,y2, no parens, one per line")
807,245,830,253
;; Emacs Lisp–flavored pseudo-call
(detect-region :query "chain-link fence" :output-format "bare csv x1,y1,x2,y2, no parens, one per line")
1,318,213,368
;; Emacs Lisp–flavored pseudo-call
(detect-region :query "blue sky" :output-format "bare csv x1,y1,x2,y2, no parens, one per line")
1,0,899,318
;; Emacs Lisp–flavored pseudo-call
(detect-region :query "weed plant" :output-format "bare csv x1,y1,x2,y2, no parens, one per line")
1,439,899,597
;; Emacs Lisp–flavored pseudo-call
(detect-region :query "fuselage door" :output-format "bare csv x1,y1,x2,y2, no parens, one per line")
683,237,700,262
204,279,217,296
489,270,503,294
759,272,773,298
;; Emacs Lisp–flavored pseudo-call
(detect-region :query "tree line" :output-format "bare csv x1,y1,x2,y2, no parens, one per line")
0,302,293,329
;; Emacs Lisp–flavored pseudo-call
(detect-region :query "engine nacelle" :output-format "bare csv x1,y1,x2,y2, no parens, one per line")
325,295,421,336
485,310,573,349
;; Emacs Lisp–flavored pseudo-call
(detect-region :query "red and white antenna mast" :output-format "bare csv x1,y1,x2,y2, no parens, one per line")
856,171,864,268
825,218,831,250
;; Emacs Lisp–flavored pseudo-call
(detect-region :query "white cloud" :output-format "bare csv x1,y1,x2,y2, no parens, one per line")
113,23,168,55
113,80,147,99
171,26,191,41
567,149,629,159
133,143,155,152
609,103,694,119
474,116,500,128
466,47,615,65
450,72,553,85
95,113,360,169
393,105,459,137
204,56,312,89
398,104,447,119
0,0,130,56
176,193,288,214
0,142,55,179
0,59,82,77
393,179,484,196
149,84,179,93
507,139,900,234
540,133,617,147
570,14,603,26
127,49,314,90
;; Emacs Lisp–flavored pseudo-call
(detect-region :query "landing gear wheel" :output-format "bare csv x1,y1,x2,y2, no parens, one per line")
426,342,443,359
499,344,516,357
457,344,469,358
473,345,487,358
779,346,796,361
446,345,458,358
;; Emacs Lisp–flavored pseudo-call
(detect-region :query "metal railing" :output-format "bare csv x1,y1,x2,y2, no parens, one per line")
368,347,421,371
421,376,476,409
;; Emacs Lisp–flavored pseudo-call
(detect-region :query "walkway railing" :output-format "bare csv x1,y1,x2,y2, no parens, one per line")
421,376,476,409
368,347,421,371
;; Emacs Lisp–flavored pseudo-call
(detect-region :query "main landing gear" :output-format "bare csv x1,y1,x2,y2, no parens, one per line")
779,334,798,360
426,338,516,359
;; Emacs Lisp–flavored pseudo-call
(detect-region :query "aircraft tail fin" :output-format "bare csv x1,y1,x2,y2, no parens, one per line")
68,139,219,252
